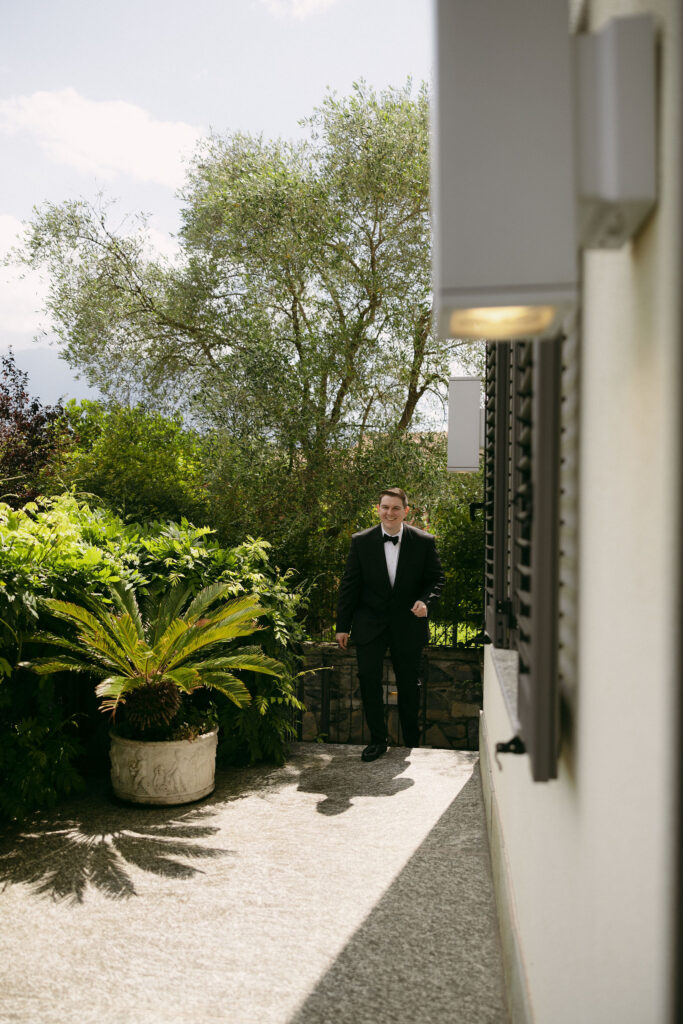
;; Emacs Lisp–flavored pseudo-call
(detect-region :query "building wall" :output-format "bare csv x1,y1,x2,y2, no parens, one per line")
480,1,682,1021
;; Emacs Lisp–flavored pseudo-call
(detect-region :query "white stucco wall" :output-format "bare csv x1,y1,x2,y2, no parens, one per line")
481,1,681,1021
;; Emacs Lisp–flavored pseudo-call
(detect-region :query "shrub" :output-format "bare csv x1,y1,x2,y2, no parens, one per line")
217,668,305,767
0,349,70,508
0,672,84,822
52,399,209,524
0,494,306,822
429,467,485,640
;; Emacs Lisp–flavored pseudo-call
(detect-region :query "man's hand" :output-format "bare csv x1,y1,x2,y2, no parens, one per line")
410,601,428,618
336,632,350,650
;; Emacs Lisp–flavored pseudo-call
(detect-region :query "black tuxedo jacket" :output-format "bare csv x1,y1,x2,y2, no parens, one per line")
336,523,445,647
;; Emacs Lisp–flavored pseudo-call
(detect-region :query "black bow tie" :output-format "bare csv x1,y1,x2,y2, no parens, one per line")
383,533,399,545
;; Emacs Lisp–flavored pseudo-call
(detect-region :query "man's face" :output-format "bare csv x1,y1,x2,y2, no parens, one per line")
377,496,408,535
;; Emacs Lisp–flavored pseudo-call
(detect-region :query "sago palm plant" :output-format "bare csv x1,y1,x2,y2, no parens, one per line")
23,581,285,740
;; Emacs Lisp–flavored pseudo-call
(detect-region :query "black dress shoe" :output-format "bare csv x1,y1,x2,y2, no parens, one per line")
361,743,388,762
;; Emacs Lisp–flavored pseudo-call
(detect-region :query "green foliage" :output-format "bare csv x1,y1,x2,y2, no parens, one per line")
0,494,306,645
17,82,463,436
8,80,488,651
0,673,84,822
0,494,306,821
50,400,209,523
217,668,305,768
23,583,285,741
0,495,138,679
429,467,485,636
13,84,482,615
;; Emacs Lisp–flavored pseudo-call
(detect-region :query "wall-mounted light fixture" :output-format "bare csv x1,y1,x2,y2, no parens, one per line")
432,1,657,342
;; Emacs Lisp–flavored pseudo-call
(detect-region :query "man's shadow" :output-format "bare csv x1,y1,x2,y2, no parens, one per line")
295,745,415,815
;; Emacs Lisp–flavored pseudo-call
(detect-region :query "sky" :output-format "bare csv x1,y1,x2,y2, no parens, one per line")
0,0,433,405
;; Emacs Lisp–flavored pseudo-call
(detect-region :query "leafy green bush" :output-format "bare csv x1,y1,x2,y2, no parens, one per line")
0,494,307,822
25,583,286,748
217,669,305,767
0,673,84,822
51,400,209,524
27,394,484,645
429,467,485,640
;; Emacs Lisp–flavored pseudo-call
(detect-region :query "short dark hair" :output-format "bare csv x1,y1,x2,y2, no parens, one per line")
379,488,408,508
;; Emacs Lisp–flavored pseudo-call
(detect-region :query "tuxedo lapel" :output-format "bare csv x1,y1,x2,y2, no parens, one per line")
393,523,412,590
369,525,392,590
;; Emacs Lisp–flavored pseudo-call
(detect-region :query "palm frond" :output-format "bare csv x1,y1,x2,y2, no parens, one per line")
18,656,107,677
196,596,265,630
29,629,130,674
164,623,264,668
148,584,194,645
162,667,201,693
42,598,110,638
154,618,190,661
109,582,144,641
183,582,234,624
196,652,285,677
107,613,153,671
95,675,133,717
78,626,139,677
198,671,252,707
30,630,96,653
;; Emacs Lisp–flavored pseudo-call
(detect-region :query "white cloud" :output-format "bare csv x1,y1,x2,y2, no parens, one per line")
144,226,181,264
0,88,201,190
0,213,27,254
0,214,49,336
260,0,338,19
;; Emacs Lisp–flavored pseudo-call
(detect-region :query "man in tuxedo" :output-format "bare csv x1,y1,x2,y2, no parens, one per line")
336,488,445,762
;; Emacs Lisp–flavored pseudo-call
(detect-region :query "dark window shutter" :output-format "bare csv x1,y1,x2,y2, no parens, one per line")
484,342,512,647
484,336,565,782
516,338,562,782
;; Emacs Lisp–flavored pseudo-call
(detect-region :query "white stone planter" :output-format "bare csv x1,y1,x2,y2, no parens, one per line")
109,729,218,806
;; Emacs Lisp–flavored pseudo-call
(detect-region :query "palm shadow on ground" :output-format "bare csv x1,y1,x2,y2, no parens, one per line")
0,761,295,904
0,786,228,903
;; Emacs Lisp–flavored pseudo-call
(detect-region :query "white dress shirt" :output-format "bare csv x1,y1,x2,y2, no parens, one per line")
381,524,403,586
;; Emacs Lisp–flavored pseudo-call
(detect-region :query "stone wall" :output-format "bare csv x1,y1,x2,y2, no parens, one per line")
299,643,483,751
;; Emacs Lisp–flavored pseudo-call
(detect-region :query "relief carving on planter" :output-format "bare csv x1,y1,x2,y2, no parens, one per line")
110,732,218,805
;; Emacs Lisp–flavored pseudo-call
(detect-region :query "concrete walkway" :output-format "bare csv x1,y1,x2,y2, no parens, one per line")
0,743,508,1024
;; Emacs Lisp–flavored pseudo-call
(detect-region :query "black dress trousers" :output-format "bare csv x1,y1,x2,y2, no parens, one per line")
356,625,423,746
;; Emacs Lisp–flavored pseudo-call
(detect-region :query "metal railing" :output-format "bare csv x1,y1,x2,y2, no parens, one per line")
306,594,485,649
307,620,484,648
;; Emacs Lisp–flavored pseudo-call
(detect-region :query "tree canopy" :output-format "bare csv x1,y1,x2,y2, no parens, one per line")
18,81,478,445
